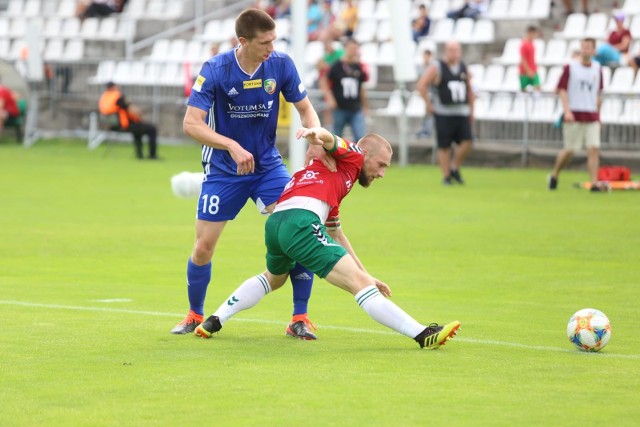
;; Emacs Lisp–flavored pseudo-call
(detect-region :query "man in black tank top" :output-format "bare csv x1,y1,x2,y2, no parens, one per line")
417,41,474,185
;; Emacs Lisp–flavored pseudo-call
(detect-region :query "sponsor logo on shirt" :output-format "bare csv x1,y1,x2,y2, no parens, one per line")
264,79,276,94
297,170,323,184
243,79,262,89
298,82,305,93
227,87,239,97
226,102,273,119
192,75,206,92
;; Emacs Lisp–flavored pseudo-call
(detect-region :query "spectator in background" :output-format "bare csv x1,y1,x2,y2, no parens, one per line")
320,38,369,142
412,4,431,42
339,0,358,37
594,11,631,66
307,0,323,41
417,40,474,185
76,0,125,20
317,35,344,126
0,80,20,140
447,0,489,20
519,25,541,93
416,49,434,138
274,0,291,18
99,82,158,159
629,48,640,72
561,0,601,15
548,38,605,192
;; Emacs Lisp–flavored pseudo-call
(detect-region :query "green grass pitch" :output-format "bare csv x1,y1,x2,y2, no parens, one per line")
1,140,639,426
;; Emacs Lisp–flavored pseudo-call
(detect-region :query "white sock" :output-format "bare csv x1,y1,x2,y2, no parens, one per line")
355,285,425,338
213,274,271,324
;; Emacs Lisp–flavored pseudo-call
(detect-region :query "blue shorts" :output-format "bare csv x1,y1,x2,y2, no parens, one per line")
197,164,292,222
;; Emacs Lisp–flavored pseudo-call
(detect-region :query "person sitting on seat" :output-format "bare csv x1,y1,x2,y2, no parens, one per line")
98,82,158,159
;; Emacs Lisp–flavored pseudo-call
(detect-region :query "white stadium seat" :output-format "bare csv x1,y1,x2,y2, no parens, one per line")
509,93,533,121
80,18,100,40
184,40,204,62
556,13,587,39
57,0,76,17
61,17,81,39
542,65,563,92
429,0,450,20
472,19,495,44
601,65,612,90
9,17,26,38
502,65,521,92
485,93,513,120
622,0,640,15
359,42,378,66
600,98,623,124
507,0,530,19
44,39,65,62
275,18,290,40
148,39,171,61
376,41,395,66
164,1,183,19
23,0,41,17
377,20,391,42
487,0,509,20
167,39,187,62
539,38,567,66
374,0,390,20
5,0,23,17
196,20,221,41
605,67,635,94
493,38,521,65
632,69,640,94
529,0,551,19
406,91,426,118
356,0,375,20
90,60,116,84
125,0,147,18
354,18,376,44
530,96,558,122
630,15,640,40
304,40,324,66
431,18,454,44
63,39,84,61
584,13,608,39
473,93,491,120
44,17,63,38
619,99,640,124
479,64,505,92
376,89,403,116
146,0,165,19
467,63,485,92
453,17,475,44
0,39,10,59
0,17,9,38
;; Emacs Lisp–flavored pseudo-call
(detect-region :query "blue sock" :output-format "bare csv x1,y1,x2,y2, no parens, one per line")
187,259,211,316
289,263,313,316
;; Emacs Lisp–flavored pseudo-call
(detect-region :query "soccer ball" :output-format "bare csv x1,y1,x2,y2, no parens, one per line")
566,308,612,352
171,171,204,198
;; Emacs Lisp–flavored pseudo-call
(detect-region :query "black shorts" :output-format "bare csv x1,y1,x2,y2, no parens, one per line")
434,114,473,149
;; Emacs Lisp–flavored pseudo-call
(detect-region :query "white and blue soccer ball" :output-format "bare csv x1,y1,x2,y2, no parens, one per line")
171,171,204,198
566,308,612,352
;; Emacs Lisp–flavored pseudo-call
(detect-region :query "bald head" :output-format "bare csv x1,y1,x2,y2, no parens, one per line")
444,40,462,64
357,134,392,187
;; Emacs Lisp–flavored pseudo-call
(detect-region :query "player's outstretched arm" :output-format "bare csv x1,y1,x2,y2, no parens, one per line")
296,127,336,151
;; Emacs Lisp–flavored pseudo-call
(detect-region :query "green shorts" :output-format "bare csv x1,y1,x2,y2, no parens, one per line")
265,209,347,278
519,74,540,90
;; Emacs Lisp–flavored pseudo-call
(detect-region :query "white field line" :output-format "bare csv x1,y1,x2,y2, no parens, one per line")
1,300,638,360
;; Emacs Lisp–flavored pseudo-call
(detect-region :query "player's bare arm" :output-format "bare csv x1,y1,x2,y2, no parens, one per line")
296,126,336,151
183,106,255,175
417,64,436,114
295,98,337,172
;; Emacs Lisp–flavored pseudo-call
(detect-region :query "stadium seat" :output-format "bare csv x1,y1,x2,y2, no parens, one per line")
600,98,623,124
164,1,183,19
539,38,567,66
467,63,485,92
509,93,534,121
167,39,187,63
486,0,509,20
44,39,65,62
100,17,132,41
630,14,640,40
376,89,403,116
376,41,395,66
479,64,505,92
413,38,437,66
220,18,236,42
502,65,521,92
57,0,76,17
473,93,491,120
9,17,26,38
354,18,376,44
431,18,454,43
564,39,581,62
621,0,640,15
529,95,558,122
273,40,287,54
89,60,116,84
0,17,9,38
356,0,375,20
605,67,635,94
406,91,426,118
61,17,81,39
619,99,640,124
375,0,390,20
528,0,551,19
429,0,450,20
146,0,165,19
62,39,84,61
359,42,378,66
0,39,10,59
632,69,640,94
584,12,608,39
112,61,132,84
472,19,495,44
23,0,40,17
148,39,170,62
507,0,530,19
363,63,378,89
556,13,587,39
601,65,612,90
304,40,324,66
125,0,147,18
197,20,221,42
453,17,475,44
541,65,563,92
158,62,182,86
485,93,513,120
8,39,26,60
184,40,204,62
43,17,62,39
493,38,521,65
5,0,23,17
377,19,391,42
80,18,100,40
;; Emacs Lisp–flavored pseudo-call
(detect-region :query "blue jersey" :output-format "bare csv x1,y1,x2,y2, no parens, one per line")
188,49,307,176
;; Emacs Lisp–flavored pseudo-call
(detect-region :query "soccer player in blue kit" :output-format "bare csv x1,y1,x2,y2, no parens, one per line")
171,8,333,339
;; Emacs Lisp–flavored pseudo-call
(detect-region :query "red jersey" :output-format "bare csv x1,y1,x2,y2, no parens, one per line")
0,86,19,117
278,135,364,221
519,39,537,75
608,29,631,53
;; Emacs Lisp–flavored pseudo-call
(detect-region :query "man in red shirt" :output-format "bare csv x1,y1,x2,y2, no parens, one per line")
548,38,605,192
519,25,540,92
194,127,461,349
0,83,20,138
594,11,631,66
